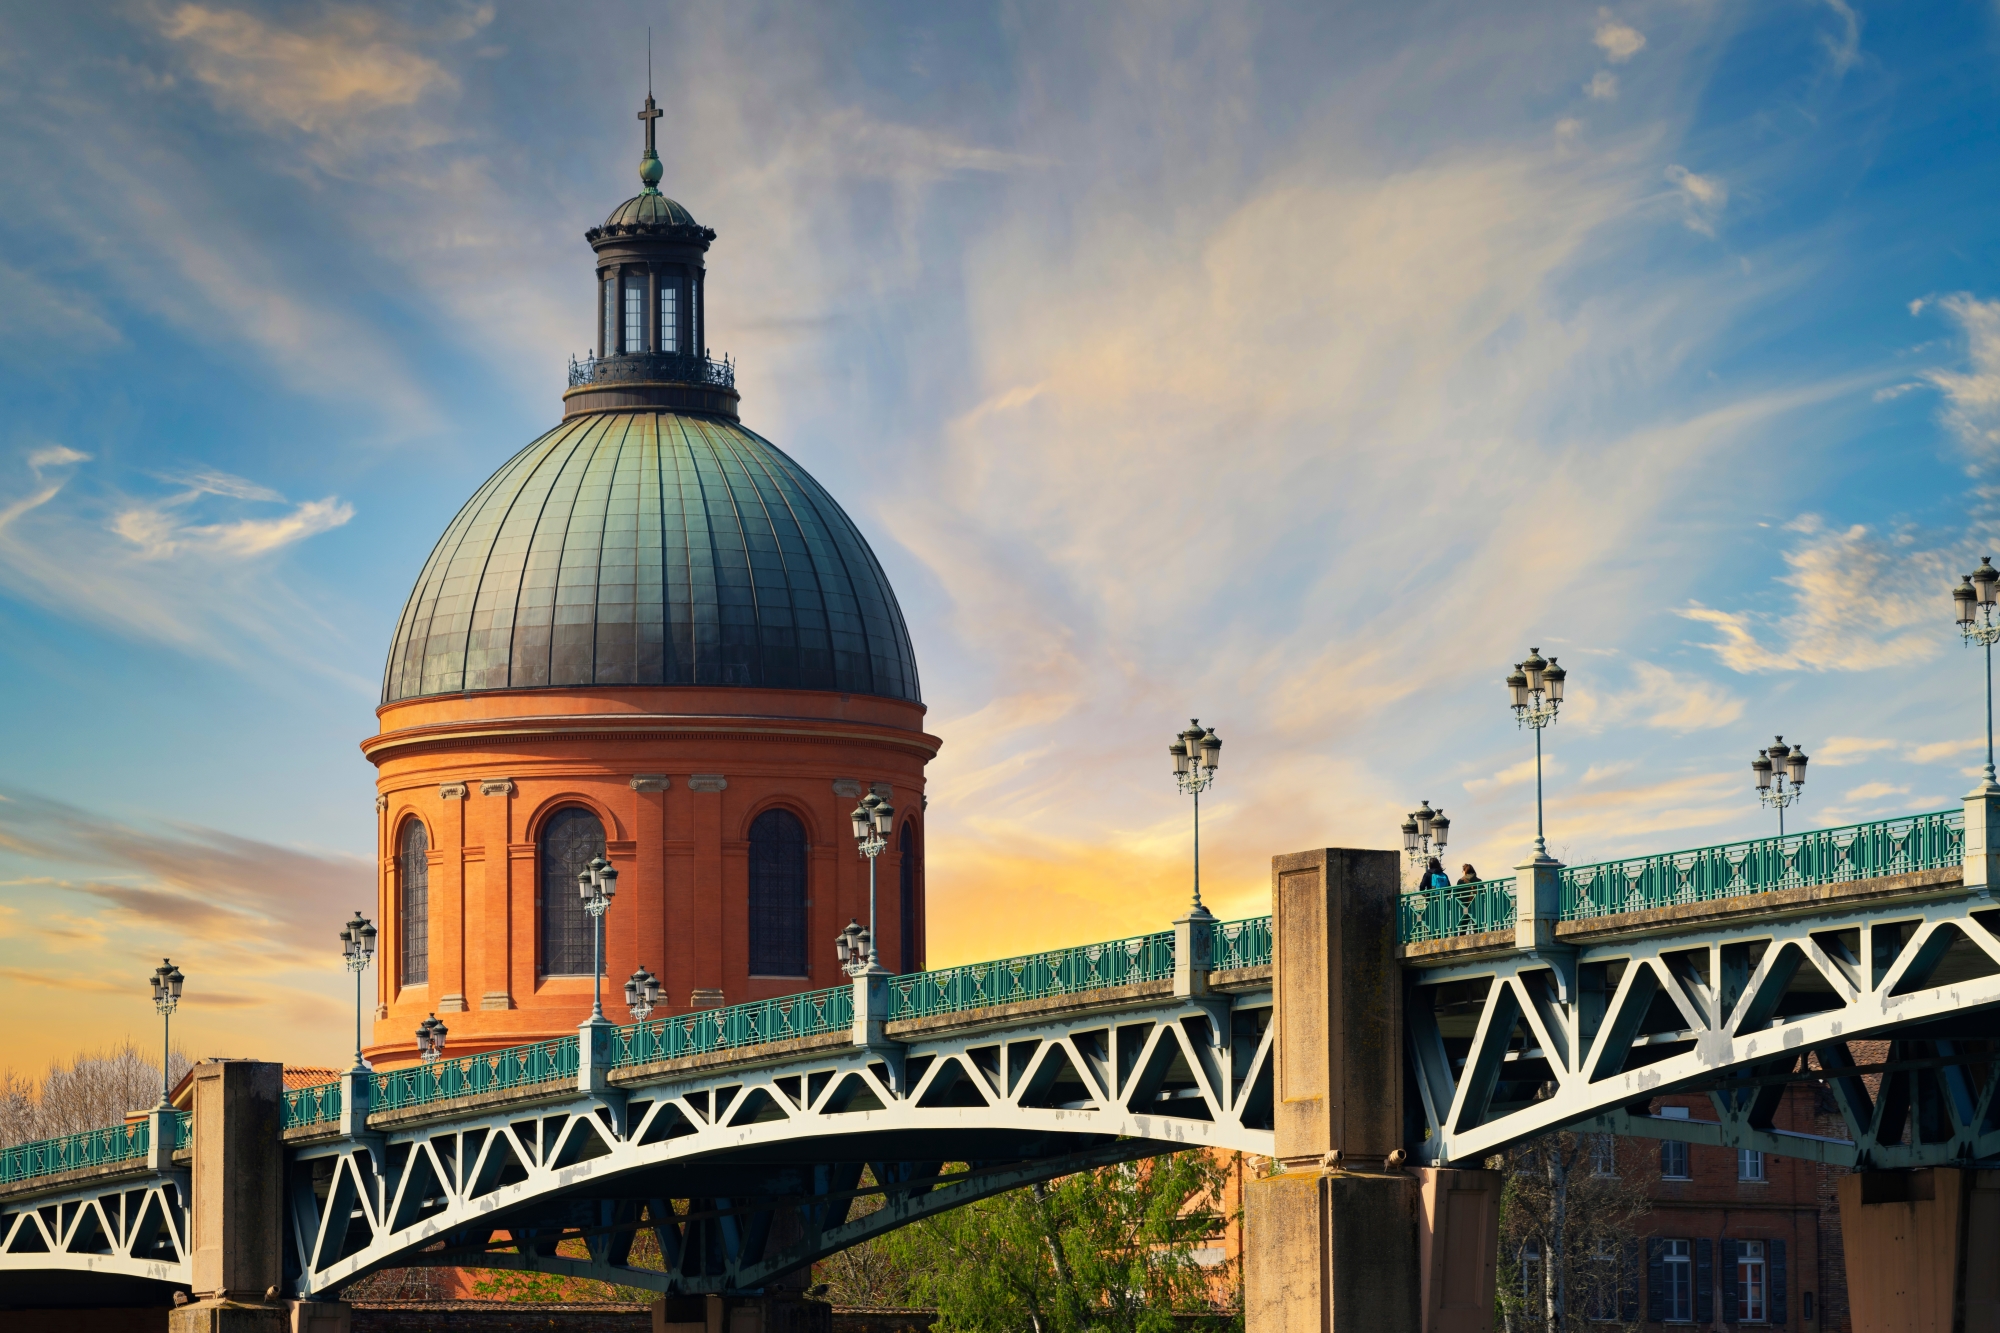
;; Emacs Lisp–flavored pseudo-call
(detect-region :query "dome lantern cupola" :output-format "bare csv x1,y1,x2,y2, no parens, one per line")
566,90,738,420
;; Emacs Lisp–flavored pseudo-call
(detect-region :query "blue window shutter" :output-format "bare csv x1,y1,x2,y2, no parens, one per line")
1622,1238,1641,1322
1698,1238,1714,1323
1771,1238,1788,1324
1647,1238,1667,1322
1722,1238,1740,1324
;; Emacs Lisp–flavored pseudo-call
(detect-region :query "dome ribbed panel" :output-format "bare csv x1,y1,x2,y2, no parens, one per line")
381,414,921,704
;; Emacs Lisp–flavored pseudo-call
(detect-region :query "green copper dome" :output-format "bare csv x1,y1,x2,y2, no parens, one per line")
382,412,921,704
602,188,701,230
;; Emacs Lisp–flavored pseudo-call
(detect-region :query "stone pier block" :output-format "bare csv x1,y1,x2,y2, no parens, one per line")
184,1060,284,1304
1245,1167,1421,1333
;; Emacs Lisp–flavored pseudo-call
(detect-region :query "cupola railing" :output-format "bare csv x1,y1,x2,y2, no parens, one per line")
568,352,735,390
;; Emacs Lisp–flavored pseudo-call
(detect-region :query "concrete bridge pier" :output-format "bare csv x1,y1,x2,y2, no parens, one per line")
1839,1168,2000,1333
170,1060,347,1333
1244,849,1500,1333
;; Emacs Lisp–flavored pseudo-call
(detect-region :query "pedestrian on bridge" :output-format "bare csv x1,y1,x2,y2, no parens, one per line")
1457,863,1482,884
1423,857,1450,889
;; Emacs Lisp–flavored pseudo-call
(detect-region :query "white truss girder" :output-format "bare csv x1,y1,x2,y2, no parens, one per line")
286,993,1275,1297
0,1170,189,1297
1410,891,2000,1167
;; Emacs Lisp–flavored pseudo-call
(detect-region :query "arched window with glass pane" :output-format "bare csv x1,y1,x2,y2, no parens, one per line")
399,819,429,985
541,807,605,976
601,276,615,357
623,274,647,353
658,277,679,354
748,809,807,976
898,820,919,973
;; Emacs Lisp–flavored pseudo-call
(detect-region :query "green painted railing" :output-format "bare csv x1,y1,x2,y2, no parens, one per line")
1213,915,1273,971
887,929,1176,1021
372,1037,579,1112
612,985,853,1067
1561,808,1963,920
1401,877,1519,944
175,1111,191,1151
0,1119,149,1185
282,1080,342,1131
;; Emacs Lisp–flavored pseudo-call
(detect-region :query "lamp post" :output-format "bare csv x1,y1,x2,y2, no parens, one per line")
848,793,895,974
1400,801,1451,885
414,1014,448,1063
1506,649,1566,857
1751,736,1809,836
577,854,619,1020
1956,558,2000,792
835,918,872,978
339,911,377,1073
625,965,662,1021
1169,720,1222,909
149,959,184,1109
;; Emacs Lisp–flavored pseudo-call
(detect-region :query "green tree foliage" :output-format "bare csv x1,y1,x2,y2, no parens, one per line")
868,1151,1241,1333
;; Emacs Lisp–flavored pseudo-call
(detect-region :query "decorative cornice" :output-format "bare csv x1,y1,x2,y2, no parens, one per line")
439,782,469,801
630,774,670,792
480,779,516,797
362,712,941,766
688,774,727,792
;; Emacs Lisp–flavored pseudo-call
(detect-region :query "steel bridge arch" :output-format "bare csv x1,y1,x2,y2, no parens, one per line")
0,1171,189,1307
287,991,1277,1298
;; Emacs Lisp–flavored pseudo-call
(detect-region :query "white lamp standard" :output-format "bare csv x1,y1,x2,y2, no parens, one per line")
1506,649,1566,857
1401,801,1451,885
414,1013,448,1063
1955,559,2000,792
625,965,662,1021
338,911,377,1073
848,793,895,974
148,959,184,1109
576,855,620,1020
1751,736,1809,836
1169,721,1222,909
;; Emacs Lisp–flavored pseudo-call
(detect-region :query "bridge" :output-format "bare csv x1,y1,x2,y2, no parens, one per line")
5,793,1999,1332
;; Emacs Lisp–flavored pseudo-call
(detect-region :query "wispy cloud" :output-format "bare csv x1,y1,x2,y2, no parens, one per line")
1584,72,1619,101
1920,294,2000,458
1593,15,1646,63
1664,164,1728,236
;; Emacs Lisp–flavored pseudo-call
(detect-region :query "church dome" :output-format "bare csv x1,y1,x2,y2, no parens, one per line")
600,190,701,230
381,411,921,705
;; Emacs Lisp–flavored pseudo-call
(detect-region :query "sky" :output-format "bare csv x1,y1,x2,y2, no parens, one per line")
3,0,2000,1075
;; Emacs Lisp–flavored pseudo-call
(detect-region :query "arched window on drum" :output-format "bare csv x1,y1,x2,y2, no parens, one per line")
541,807,605,976
898,820,920,973
748,809,808,977
398,819,429,986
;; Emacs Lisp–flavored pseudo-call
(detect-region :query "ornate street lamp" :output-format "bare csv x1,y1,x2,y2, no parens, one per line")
1401,801,1451,884
834,918,873,978
848,793,895,974
625,965,662,1022
1751,736,1809,836
149,958,184,1109
339,911,377,1072
414,1013,448,1063
577,855,619,1020
1169,720,1222,909
1507,649,1566,857
1955,558,2000,791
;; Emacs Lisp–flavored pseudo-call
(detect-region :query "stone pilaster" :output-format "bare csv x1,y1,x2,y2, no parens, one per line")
172,1060,286,1333
1963,784,2000,897
1174,903,1216,998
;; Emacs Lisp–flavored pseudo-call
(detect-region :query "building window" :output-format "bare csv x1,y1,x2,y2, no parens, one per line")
748,809,807,976
1661,1139,1690,1179
1738,1148,1766,1181
692,277,700,353
623,275,646,353
602,276,615,356
659,278,678,354
398,819,429,985
1661,1239,1693,1322
540,807,604,976
1585,1248,1620,1321
898,820,918,973
1589,1133,1617,1177
1737,1240,1767,1321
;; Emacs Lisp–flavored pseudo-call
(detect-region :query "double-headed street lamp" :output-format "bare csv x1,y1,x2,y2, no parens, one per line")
577,855,620,1021
1169,721,1222,910
414,1014,448,1063
1955,558,2000,791
1401,800,1450,881
845,793,895,975
149,959,184,1109
339,911,377,1072
1751,736,1809,836
625,965,662,1021
1506,649,1566,858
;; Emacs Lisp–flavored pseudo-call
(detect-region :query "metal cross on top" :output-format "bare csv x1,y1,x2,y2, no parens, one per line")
638,94,662,155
